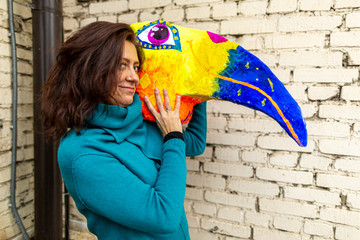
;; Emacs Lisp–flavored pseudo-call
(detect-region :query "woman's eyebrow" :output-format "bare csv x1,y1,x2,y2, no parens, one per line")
122,58,139,65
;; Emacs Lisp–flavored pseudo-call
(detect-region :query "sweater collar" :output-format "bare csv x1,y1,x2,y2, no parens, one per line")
86,94,162,160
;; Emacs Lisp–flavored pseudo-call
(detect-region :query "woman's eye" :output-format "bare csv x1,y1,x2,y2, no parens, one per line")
136,21,181,51
134,66,140,73
119,63,127,70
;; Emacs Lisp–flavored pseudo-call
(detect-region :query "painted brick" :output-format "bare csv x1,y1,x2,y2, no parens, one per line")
187,159,199,171
319,105,360,120
174,0,221,5
265,33,325,49
207,132,256,146
229,118,282,133
220,18,277,35
189,229,218,240
130,0,171,9
207,117,227,130
354,123,360,138
17,48,32,62
215,147,239,162
0,28,10,43
269,152,298,167
98,15,117,23
15,33,32,48
307,121,350,138
273,215,303,233
228,179,279,196
300,154,332,171
304,221,333,238
317,173,360,191
13,2,32,19
250,52,278,67
346,193,360,210
184,200,192,213
258,136,315,153
0,43,10,57
139,11,160,22
218,206,244,223
0,184,9,201
308,86,339,100
331,31,360,47
63,5,87,17
334,0,360,8
346,13,360,28
335,225,360,240
299,0,333,11
238,1,267,15
180,22,219,33
89,1,128,14
284,186,341,205
196,146,212,159
187,173,226,190
257,167,312,185
117,12,138,24
341,86,360,101
242,150,268,164
267,0,297,13
254,227,302,240
260,198,317,218
187,215,200,228
80,18,97,28
245,212,272,228
0,167,10,184
161,9,184,22
212,2,237,19
280,52,343,67
207,100,255,116
335,158,360,173
204,162,253,177
279,16,342,32
205,190,256,209
193,202,216,217
64,18,79,31
320,207,360,227
285,85,308,101
237,35,263,50
186,6,210,20
272,69,291,84
201,218,251,238
299,103,317,118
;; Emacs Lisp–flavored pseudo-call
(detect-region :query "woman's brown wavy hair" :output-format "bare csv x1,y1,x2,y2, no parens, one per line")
41,21,144,141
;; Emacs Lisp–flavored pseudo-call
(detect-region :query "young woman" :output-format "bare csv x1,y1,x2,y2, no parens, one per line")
41,21,207,240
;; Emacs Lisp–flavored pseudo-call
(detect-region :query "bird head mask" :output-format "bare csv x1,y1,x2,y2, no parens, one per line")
130,20,307,147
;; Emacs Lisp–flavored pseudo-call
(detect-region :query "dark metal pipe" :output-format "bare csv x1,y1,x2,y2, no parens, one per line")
32,0,63,239
8,0,30,238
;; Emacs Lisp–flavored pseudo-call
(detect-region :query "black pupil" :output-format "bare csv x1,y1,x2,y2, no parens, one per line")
152,26,169,40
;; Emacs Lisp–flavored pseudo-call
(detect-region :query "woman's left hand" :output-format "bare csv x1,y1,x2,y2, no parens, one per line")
144,88,182,137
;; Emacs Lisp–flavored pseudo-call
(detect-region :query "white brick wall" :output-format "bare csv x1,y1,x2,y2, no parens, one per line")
58,1,360,239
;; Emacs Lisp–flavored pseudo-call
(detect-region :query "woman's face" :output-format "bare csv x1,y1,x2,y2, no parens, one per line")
109,41,140,107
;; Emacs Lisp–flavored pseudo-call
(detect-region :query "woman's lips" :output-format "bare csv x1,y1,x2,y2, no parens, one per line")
119,86,135,93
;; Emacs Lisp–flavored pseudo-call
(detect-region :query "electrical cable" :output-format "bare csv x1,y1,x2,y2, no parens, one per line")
8,0,30,239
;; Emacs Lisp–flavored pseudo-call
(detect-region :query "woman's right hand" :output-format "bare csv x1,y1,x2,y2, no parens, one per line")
144,88,182,137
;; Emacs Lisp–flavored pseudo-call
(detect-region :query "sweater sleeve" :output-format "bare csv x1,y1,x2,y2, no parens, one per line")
72,138,187,234
183,101,207,156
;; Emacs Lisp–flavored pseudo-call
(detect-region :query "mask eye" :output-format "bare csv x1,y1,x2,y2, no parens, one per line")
136,21,181,52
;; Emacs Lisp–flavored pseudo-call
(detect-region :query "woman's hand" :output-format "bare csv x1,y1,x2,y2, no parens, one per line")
144,88,182,137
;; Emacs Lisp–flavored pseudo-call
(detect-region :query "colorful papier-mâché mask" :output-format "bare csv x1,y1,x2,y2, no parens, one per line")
130,20,307,147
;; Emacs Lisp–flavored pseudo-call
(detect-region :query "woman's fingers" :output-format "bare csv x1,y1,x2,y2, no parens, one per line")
163,89,172,111
144,96,158,118
154,88,165,113
174,95,181,113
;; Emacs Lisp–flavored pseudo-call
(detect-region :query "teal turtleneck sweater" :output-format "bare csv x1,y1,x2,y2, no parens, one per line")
57,94,207,240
